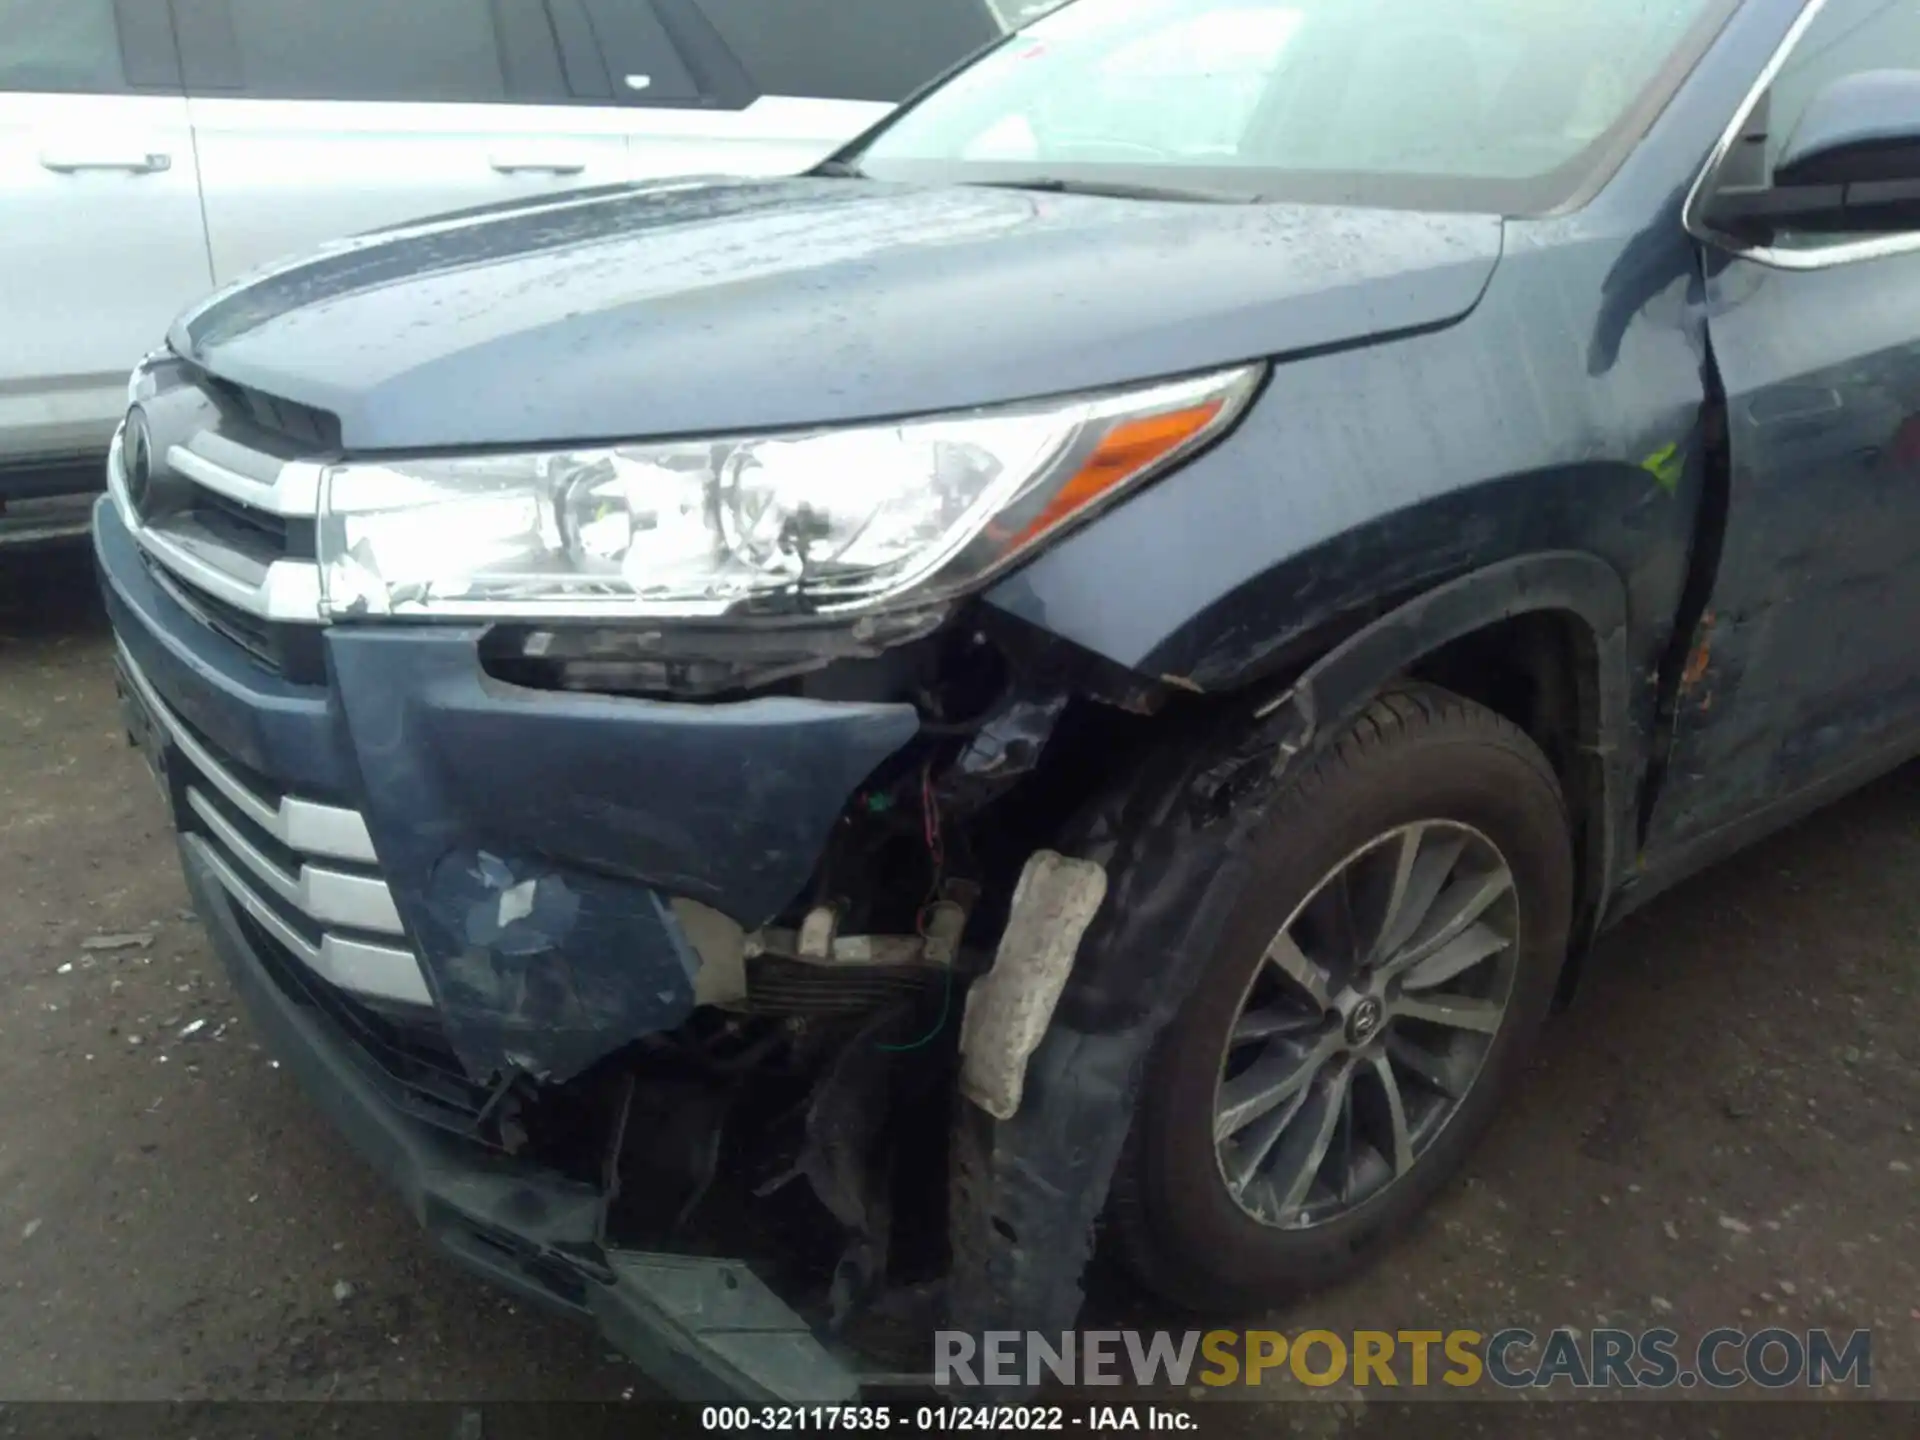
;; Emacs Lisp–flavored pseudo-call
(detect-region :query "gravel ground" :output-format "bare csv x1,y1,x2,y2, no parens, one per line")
1,543,1915,1408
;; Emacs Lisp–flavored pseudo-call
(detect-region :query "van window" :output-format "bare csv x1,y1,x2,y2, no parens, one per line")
578,0,702,102
221,0,511,102
0,0,123,93
693,0,1001,102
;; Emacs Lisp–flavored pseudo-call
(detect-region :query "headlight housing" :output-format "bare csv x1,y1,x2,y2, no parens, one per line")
318,364,1262,621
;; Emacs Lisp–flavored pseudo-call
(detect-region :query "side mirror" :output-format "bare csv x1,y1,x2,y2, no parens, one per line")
1707,70,1920,238
1776,69,1920,186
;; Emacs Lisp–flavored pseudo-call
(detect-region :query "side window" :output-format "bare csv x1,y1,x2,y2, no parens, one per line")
216,0,514,102
1765,0,1920,171
692,0,1001,103
0,0,124,94
570,0,702,103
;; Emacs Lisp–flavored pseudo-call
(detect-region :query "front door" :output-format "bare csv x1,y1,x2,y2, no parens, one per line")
1646,0,1920,859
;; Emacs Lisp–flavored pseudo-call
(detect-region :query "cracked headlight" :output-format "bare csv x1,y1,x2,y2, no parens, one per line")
317,364,1262,620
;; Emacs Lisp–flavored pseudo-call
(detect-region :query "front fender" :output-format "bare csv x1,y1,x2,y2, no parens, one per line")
952,185,1715,1359
983,212,1708,721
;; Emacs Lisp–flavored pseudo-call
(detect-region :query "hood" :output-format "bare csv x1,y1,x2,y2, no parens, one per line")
172,176,1505,451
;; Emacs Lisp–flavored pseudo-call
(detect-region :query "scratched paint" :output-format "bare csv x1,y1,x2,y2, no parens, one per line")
1680,612,1715,690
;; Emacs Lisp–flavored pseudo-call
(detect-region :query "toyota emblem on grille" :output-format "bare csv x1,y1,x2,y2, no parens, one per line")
123,406,154,514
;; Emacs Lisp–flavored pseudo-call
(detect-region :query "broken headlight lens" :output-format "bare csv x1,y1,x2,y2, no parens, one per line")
316,364,1262,620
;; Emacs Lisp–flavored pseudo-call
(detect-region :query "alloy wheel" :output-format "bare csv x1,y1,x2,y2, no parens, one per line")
1211,820,1521,1230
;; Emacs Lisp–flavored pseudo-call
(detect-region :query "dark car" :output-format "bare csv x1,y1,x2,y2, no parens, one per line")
93,0,1920,1402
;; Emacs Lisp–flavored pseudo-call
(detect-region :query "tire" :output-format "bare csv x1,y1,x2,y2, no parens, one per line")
1110,684,1573,1312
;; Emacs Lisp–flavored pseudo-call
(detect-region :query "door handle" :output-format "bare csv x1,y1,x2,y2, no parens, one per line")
40,150,172,174
489,155,588,176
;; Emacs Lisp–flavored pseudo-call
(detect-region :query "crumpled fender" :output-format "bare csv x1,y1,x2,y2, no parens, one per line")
946,551,1632,1356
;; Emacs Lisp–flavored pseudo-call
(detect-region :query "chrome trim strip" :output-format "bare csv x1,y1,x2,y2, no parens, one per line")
307,869,405,937
187,831,320,963
106,426,135,530
320,933,434,1007
276,801,377,869
185,834,431,1007
168,441,323,517
108,430,325,623
1681,0,1920,270
115,638,378,865
187,789,404,936
142,523,323,619
1736,223,1920,271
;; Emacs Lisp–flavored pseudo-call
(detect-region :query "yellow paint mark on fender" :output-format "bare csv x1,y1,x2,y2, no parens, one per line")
1642,442,1683,493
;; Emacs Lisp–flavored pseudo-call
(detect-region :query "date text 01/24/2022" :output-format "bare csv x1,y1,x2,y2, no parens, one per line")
698,1406,1198,1431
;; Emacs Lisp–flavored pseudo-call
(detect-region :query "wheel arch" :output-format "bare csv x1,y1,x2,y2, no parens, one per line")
1275,552,1633,977
1055,550,1632,1034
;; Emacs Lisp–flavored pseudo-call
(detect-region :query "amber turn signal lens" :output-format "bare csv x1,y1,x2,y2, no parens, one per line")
1008,399,1227,549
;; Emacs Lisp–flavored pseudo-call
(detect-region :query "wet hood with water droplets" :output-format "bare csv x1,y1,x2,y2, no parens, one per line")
171,176,1505,450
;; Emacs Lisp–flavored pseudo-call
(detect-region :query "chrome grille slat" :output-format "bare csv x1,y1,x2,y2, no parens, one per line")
150,511,273,583
122,643,430,1008
112,352,328,624
114,637,375,863
167,440,324,517
187,832,322,966
185,835,430,1008
111,430,325,622
186,788,405,937
322,933,434,1007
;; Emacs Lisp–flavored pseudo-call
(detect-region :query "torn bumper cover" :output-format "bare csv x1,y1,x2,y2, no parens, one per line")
96,494,921,1087
325,626,925,1085
180,838,863,1402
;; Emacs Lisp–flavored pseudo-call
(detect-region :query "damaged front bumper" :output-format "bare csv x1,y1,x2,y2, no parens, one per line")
94,496,939,1398
96,485,1135,1400
178,832,863,1402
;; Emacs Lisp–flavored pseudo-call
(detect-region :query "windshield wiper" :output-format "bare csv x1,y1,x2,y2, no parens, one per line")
812,158,869,178
966,176,1259,204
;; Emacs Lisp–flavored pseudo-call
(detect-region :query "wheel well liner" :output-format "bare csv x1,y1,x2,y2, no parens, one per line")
1406,608,1609,967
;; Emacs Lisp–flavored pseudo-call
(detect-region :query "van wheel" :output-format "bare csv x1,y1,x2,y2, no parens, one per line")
1110,686,1573,1311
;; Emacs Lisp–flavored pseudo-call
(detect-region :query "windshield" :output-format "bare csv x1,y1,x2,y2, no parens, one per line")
852,0,1734,212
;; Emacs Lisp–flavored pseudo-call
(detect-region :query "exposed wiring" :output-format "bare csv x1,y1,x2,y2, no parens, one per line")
595,1073,636,1248
876,960,954,1055
921,758,945,870
878,761,955,1054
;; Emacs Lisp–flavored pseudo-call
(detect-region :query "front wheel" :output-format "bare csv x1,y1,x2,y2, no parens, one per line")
1111,686,1573,1311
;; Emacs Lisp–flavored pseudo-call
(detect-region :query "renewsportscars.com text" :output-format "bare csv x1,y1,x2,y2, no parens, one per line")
935,1326,1872,1391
